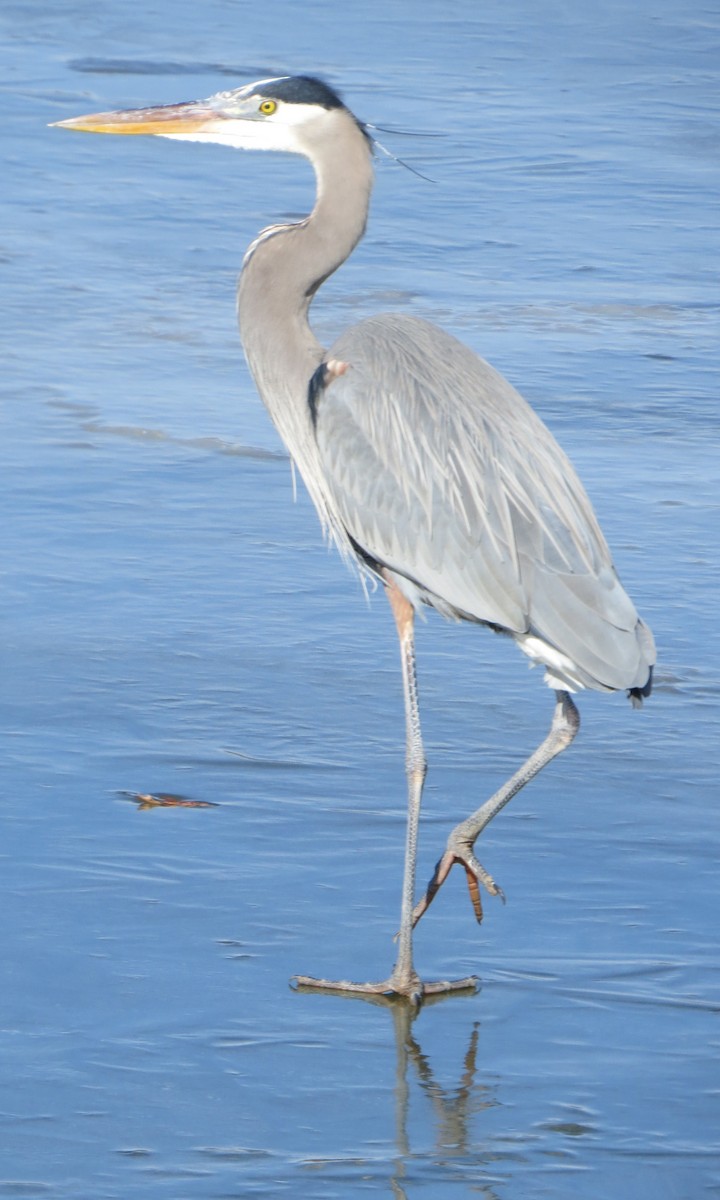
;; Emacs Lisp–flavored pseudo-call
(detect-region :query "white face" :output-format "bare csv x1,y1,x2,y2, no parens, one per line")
160,78,331,152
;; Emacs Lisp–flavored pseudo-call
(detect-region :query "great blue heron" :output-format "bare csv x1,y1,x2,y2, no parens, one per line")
54,74,654,1004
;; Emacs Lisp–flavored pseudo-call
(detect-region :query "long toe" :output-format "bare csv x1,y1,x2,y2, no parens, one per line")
292,973,477,1004
412,845,504,927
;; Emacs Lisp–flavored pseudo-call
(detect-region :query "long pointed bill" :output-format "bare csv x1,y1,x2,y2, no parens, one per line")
51,99,222,137
52,82,314,154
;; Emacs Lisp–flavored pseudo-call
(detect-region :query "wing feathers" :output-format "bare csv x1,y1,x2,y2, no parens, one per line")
313,313,653,694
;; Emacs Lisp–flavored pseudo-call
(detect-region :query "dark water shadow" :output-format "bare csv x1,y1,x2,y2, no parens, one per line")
67,58,278,78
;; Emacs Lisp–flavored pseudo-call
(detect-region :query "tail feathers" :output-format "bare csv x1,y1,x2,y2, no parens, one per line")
628,663,654,709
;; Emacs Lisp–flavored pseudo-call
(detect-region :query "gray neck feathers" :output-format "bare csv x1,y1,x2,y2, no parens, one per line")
237,109,373,544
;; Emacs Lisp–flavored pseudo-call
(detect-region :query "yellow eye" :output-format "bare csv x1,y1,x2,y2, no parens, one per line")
259,99,277,115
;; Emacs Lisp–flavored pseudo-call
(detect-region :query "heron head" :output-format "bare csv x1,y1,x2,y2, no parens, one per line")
52,74,369,155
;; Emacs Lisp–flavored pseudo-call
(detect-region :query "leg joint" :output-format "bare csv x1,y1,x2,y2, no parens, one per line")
554,691,580,748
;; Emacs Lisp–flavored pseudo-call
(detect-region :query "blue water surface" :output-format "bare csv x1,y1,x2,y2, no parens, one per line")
1,1,719,1197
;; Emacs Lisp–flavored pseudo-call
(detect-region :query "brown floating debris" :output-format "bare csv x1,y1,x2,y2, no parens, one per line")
119,791,220,811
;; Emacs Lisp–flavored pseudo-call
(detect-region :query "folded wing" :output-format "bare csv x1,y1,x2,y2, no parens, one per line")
313,314,654,694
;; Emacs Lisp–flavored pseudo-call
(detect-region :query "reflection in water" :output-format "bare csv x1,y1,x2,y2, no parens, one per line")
298,991,498,1197
391,1003,484,1153
403,1018,485,1155
390,1000,498,1199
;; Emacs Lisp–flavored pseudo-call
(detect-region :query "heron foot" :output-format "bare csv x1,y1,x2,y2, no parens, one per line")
412,841,505,928
292,971,477,1006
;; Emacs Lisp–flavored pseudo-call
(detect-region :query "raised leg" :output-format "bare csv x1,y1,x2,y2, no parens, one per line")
293,574,476,1004
412,690,580,926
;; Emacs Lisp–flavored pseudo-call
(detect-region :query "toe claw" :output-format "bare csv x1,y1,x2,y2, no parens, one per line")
413,843,505,929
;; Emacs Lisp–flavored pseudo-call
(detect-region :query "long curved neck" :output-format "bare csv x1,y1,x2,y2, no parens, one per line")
237,112,373,529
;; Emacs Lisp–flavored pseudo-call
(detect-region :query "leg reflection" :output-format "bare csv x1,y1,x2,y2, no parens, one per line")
389,1002,491,1162
292,986,499,1193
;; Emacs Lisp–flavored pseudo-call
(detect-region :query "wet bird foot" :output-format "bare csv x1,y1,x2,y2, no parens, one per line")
412,840,505,927
292,970,477,1006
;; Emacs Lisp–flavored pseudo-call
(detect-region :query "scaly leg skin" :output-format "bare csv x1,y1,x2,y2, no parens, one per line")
412,691,580,928
294,576,477,1005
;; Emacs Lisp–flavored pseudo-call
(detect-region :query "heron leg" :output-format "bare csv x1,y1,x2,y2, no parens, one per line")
384,578,426,998
293,576,476,1004
412,690,580,926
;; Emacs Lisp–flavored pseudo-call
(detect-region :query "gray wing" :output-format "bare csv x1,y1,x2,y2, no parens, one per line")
312,314,652,693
